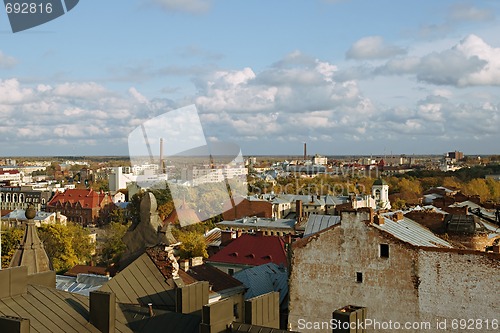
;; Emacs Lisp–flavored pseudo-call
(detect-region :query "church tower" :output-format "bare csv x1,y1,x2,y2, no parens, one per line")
372,178,391,210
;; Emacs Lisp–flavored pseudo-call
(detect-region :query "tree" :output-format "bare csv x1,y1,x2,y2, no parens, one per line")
0,227,24,268
172,229,208,259
98,222,129,266
38,223,94,273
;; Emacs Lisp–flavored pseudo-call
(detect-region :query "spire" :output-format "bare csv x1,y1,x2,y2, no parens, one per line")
9,206,52,274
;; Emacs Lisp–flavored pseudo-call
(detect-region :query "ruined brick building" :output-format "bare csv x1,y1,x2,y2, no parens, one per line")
288,209,499,332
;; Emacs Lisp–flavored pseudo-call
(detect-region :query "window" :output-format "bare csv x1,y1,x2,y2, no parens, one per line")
356,272,363,283
380,244,389,258
233,303,239,319
228,268,234,276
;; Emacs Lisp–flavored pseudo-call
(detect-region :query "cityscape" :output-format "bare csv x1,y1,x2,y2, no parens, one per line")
1,1,500,333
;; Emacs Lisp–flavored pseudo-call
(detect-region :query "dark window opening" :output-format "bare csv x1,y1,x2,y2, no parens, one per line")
356,272,363,283
380,244,389,258
233,304,239,319
228,268,234,276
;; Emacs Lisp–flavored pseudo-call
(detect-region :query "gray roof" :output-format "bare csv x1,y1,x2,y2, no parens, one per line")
233,263,288,307
217,217,296,230
304,214,341,237
374,214,453,248
0,283,200,333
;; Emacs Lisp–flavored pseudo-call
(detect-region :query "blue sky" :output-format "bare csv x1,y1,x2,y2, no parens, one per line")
1,0,500,156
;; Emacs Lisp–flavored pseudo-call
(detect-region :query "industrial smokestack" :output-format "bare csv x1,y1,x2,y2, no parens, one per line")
159,138,164,173
303,142,307,161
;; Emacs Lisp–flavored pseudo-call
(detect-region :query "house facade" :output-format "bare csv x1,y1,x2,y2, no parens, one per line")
288,209,499,332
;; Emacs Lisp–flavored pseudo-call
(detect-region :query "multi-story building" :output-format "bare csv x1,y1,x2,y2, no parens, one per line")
46,188,115,226
0,186,53,212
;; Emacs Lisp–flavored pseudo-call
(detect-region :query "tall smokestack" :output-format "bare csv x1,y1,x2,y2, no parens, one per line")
159,138,164,173
303,142,307,161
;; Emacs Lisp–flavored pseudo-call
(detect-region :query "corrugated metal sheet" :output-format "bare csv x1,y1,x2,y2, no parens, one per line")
374,215,453,248
233,263,288,307
217,217,296,230
304,214,341,237
56,274,110,296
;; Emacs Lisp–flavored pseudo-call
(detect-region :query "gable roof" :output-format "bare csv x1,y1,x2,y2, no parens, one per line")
233,263,288,306
207,234,288,267
99,253,178,308
185,264,243,293
47,189,110,209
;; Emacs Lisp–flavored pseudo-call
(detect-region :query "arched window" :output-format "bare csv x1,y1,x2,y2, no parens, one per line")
19,193,24,203
375,189,381,200
6,193,11,202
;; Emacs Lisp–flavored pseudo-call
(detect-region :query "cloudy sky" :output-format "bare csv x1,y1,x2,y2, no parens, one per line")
1,0,499,156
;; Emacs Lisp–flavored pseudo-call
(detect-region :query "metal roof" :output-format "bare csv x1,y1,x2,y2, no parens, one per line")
233,263,288,307
217,217,296,230
99,252,178,307
0,283,200,333
304,214,341,237
374,214,453,248
56,274,111,296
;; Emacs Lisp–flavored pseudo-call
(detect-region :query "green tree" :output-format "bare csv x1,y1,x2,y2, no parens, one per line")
99,222,129,266
0,227,24,268
38,223,94,273
172,229,208,259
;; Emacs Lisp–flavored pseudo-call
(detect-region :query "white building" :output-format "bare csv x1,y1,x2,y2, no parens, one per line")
372,178,391,209
108,167,137,193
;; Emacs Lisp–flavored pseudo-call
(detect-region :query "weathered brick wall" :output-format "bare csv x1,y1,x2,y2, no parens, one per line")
404,211,446,234
417,249,500,332
222,199,272,220
288,211,421,332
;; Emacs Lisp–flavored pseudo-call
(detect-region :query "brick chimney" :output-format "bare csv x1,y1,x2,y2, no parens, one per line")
90,291,115,333
220,230,234,246
374,215,385,225
295,200,303,220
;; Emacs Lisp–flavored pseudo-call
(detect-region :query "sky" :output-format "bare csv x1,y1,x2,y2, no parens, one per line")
0,0,500,157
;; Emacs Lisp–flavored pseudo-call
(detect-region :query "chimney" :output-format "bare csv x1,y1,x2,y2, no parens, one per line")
283,233,292,244
190,256,204,267
492,245,500,254
220,230,234,246
90,291,115,333
295,200,303,220
374,215,385,226
179,260,189,271
0,316,30,333
159,138,164,173
148,303,154,317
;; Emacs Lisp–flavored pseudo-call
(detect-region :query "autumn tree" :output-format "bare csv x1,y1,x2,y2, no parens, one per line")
172,229,208,259
0,227,24,268
38,223,94,273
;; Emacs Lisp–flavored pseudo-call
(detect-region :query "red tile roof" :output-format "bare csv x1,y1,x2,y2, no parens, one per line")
47,188,110,209
207,234,288,267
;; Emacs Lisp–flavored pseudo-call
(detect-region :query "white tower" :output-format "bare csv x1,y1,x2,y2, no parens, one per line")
372,178,391,209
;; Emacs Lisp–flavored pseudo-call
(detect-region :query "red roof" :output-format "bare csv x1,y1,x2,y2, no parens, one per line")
207,234,288,267
47,189,110,209
0,170,20,175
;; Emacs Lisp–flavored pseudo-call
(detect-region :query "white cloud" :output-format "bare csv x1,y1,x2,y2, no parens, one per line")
146,0,211,13
54,82,108,99
0,51,17,69
449,3,495,22
346,36,406,60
